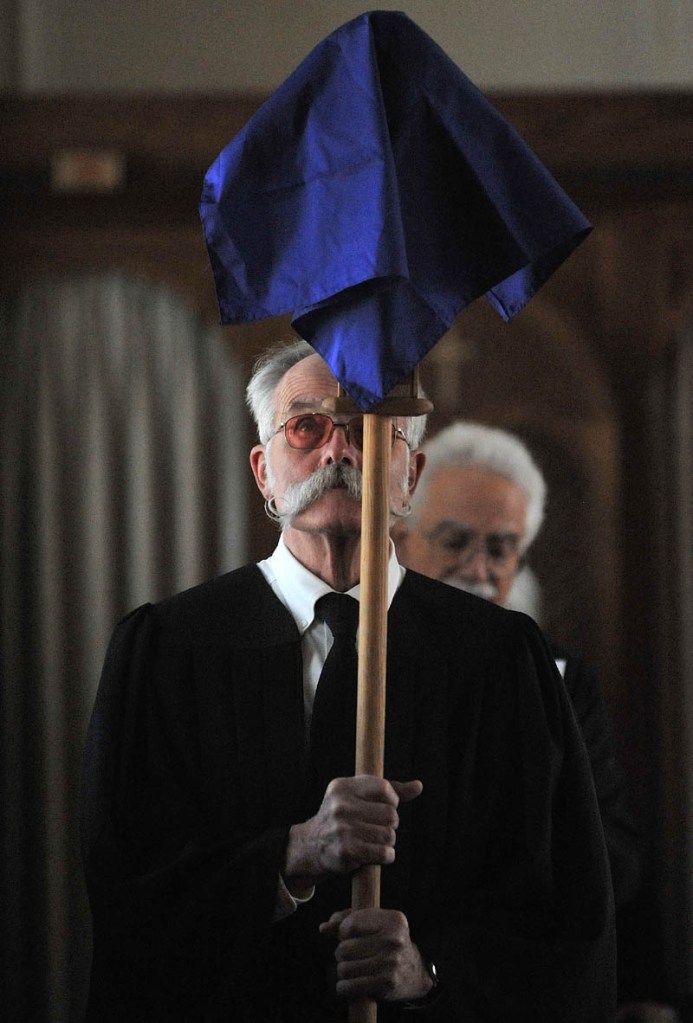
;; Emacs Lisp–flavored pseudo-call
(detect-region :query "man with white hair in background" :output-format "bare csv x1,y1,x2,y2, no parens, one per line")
395,419,680,1023
395,420,546,613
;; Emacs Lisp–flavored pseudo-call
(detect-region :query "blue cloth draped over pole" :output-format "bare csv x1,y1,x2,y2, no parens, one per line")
200,9,591,409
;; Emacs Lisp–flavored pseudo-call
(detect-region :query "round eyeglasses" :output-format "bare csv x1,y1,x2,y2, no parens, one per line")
275,413,409,452
425,524,522,577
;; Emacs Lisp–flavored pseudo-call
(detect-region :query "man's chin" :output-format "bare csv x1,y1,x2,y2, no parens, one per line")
286,489,362,530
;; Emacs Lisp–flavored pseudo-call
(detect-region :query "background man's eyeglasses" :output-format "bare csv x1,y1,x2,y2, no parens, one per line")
275,413,409,452
425,524,521,576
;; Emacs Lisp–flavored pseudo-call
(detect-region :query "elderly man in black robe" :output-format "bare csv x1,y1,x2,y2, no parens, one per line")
81,339,615,1022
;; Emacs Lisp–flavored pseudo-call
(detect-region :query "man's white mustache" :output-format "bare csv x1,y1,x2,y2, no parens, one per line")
280,463,363,520
443,577,498,602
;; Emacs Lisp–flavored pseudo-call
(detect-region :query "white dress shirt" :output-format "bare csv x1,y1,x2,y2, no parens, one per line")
258,534,405,738
257,534,405,919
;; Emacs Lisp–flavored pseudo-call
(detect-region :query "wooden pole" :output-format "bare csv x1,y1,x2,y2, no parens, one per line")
349,414,392,1023
322,375,432,1023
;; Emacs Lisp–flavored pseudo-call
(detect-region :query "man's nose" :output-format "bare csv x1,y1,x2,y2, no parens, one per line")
320,423,357,465
458,547,492,582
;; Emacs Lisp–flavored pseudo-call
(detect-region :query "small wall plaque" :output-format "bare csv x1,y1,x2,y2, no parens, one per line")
51,149,125,193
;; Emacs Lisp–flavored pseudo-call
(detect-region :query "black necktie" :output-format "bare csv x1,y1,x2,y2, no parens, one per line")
304,593,360,815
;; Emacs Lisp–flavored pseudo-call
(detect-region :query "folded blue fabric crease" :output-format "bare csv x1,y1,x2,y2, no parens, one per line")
200,10,591,410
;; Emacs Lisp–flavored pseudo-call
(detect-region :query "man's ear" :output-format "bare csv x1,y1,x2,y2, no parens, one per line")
407,450,426,496
249,445,271,499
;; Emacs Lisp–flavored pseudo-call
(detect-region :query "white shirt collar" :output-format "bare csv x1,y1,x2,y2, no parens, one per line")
257,533,405,634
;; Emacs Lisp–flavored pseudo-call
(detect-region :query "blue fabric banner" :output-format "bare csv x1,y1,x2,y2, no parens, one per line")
201,10,591,410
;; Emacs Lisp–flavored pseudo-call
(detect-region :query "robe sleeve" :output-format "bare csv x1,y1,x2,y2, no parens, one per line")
561,651,642,910
80,603,289,1020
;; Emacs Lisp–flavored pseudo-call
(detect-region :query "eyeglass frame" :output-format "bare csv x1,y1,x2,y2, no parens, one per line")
423,521,523,577
274,411,410,452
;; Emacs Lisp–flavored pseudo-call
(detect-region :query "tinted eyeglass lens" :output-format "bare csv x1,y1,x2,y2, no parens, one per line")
348,418,365,449
283,413,366,451
284,414,330,448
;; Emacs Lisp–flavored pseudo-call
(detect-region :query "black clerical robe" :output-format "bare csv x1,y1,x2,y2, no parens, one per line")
550,641,642,912
81,566,615,1021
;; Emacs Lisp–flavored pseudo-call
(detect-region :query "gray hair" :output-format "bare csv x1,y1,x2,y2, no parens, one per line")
246,337,428,448
412,421,547,551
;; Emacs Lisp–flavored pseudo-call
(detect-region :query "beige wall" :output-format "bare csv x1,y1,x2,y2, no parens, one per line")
2,0,692,94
